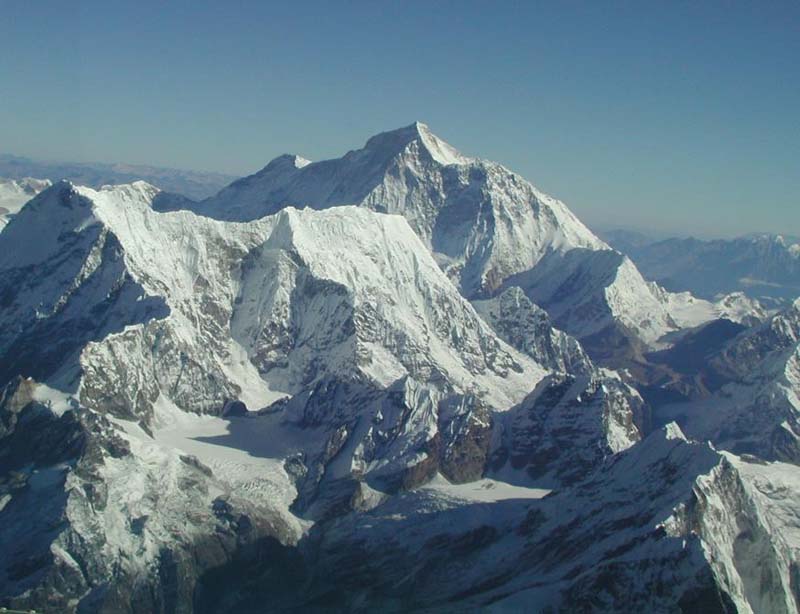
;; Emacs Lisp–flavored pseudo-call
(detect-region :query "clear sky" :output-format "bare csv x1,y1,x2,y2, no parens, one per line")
1,1,798,237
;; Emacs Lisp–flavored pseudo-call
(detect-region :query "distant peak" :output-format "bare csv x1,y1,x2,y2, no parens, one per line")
364,122,427,149
262,153,312,173
363,122,469,166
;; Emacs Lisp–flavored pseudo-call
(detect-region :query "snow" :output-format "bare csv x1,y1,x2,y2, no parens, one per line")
118,395,309,534
414,121,471,166
266,206,547,409
420,473,550,502
56,181,545,414
664,290,768,330
731,454,800,551
31,383,76,416
2,127,799,612
663,421,688,441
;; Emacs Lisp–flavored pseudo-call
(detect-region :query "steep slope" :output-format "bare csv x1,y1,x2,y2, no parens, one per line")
0,177,51,230
472,285,592,375
473,285,646,486
0,377,301,613
165,122,709,357
1,176,795,612
609,232,800,302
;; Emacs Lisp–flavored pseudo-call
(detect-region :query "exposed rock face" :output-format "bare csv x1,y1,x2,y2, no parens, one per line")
0,181,545,427
473,285,592,375
1,129,795,611
491,372,643,486
270,376,495,518
473,285,646,485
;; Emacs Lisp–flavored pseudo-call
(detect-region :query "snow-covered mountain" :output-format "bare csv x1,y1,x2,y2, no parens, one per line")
657,298,800,463
0,179,650,609
605,231,800,302
1,135,797,611
0,180,550,412
0,177,51,229
161,122,727,361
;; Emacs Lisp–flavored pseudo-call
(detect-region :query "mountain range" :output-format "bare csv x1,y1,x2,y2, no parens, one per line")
1,124,798,613
602,229,800,303
0,153,236,201
157,122,760,365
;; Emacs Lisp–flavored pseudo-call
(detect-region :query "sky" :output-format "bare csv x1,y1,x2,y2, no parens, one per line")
1,1,798,238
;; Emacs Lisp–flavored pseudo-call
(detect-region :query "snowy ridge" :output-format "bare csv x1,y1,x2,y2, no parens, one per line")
0,180,548,421
0,179,573,607
189,122,605,296
0,377,300,612
472,285,592,374
0,128,796,611
0,180,549,469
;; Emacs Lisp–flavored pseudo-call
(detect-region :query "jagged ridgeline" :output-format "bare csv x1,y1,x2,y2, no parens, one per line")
0,124,798,613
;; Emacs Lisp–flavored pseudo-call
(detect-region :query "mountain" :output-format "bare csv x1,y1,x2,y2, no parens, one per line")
0,179,651,609
596,227,665,252
656,298,800,463
472,286,592,375
1,130,797,612
604,231,800,302
0,177,51,229
161,122,726,362
0,153,237,200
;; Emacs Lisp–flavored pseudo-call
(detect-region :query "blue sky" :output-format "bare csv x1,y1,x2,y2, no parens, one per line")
1,1,798,237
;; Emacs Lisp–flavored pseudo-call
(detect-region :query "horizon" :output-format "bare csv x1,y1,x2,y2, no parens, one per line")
1,1,798,238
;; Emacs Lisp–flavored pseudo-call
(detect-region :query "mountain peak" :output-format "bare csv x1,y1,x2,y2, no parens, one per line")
362,122,469,166
262,153,312,173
